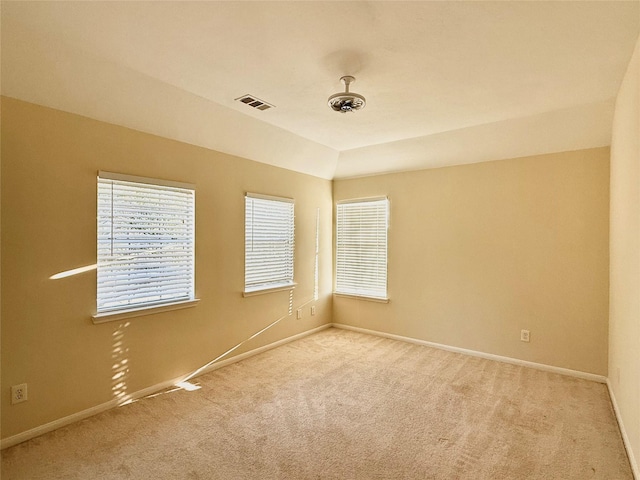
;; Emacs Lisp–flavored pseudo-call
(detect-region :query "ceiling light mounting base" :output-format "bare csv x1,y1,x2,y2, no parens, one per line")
340,75,356,92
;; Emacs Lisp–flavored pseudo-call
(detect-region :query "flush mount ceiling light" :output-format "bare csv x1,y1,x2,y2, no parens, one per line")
328,76,366,113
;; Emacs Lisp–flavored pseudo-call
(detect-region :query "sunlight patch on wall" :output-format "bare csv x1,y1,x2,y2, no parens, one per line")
49,264,97,280
288,288,294,317
112,322,131,405
184,288,297,383
314,208,320,301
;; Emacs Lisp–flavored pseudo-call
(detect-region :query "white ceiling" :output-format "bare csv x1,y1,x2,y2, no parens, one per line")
2,1,639,179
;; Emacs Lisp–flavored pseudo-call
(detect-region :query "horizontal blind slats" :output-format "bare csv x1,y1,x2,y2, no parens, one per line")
245,195,294,290
97,175,195,313
335,198,388,299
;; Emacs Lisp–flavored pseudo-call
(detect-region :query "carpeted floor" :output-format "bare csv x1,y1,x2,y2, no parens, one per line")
1,328,633,479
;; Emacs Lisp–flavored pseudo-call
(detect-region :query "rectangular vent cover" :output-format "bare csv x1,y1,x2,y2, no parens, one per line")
235,95,275,111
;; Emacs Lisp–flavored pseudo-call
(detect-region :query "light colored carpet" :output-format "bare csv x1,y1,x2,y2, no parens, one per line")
1,328,633,479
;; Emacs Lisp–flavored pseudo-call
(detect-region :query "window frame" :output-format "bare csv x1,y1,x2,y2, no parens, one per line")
244,192,296,296
93,171,198,323
335,196,389,302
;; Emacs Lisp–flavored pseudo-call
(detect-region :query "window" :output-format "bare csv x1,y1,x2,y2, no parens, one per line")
96,172,196,316
335,197,389,300
244,193,295,294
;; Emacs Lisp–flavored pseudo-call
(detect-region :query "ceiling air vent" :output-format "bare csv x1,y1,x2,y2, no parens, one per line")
235,95,274,111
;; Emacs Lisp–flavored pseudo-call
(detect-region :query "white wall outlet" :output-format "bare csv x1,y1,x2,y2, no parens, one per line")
520,330,530,342
296,308,302,319
311,306,316,316
11,384,28,404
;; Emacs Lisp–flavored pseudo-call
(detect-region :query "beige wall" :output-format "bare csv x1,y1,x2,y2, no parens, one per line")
609,35,640,474
1,97,333,439
0,95,617,444
334,148,610,376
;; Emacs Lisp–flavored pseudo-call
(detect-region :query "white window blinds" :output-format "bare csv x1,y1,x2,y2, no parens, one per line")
97,172,195,314
245,193,295,293
336,197,389,300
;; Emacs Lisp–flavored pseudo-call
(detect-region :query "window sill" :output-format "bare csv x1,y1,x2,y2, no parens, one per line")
333,293,390,303
92,299,200,324
243,283,296,297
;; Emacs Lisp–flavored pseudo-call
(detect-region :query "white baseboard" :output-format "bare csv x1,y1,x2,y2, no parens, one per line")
1,324,331,450
188,324,331,376
1,322,620,455
1,379,181,450
607,380,639,480
331,323,608,383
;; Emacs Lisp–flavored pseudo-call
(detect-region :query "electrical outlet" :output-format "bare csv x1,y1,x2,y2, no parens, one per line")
311,306,316,316
520,330,530,342
296,308,302,319
11,384,28,404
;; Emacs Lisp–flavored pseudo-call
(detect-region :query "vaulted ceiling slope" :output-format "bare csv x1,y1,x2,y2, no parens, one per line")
2,1,639,179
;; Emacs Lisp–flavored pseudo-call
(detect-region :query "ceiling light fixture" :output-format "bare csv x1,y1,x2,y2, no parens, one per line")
328,76,366,113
